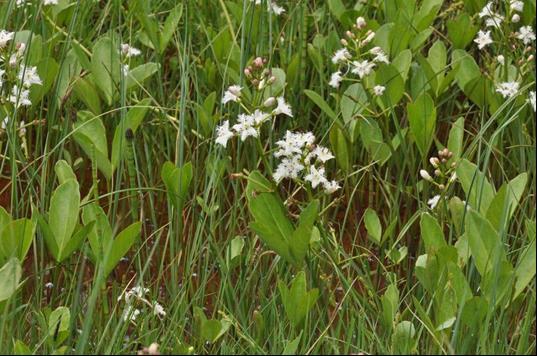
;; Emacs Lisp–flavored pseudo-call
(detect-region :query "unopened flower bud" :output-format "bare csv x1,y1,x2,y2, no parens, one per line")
244,68,251,77
356,17,366,29
429,157,440,168
254,57,264,68
420,169,433,182
264,97,276,107
511,14,520,23
438,184,445,190
434,169,441,176
340,39,348,46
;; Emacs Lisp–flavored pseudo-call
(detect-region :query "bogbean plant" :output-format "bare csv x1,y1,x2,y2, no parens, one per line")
0,0,535,354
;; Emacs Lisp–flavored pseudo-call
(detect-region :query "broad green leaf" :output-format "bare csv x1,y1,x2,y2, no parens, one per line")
376,64,405,107
91,36,121,105
456,159,495,214
48,306,70,346
364,208,382,244
486,173,527,231
340,83,367,124
73,111,113,180
0,218,35,264
330,125,352,172
49,180,80,256
447,117,465,163
465,210,507,277
73,76,102,114
282,331,302,355
57,223,93,262
392,321,416,354
304,89,338,122
381,284,399,328
278,272,319,328
160,3,183,53
54,160,76,185
161,161,193,211
126,63,159,90
408,93,436,157
289,200,319,265
249,192,293,263
447,12,478,49
104,222,141,276
513,237,536,300
0,258,21,302
82,203,113,262
420,213,447,255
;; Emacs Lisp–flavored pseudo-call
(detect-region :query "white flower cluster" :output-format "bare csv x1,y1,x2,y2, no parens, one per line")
473,2,535,104
250,0,285,15
328,17,388,97
215,85,293,148
1,30,43,108
273,131,340,194
117,285,166,323
474,1,534,50
15,0,58,7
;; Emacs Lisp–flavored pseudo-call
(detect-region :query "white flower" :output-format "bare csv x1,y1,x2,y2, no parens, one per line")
16,0,27,8
312,145,334,163
427,195,441,209
510,0,524,12
274,131,315,158
18,66,42,88
479,2,494,18
332,48,351,64
273,96,293,117
474,30,493,50
118,285,150,304
370,47,389,64
329,71,343,88
373,85,385,96
215,120,234,147
121,43,141,58
496,55,505,65
153,303,166,317
269,1,285,15
495,81,519,98
273,156,304,183
420,169,433,182
351,60,375,79
305,166,327,188
123,306,141,322
9,86,32,107
0,30,14,49
44,282,54,289
485,13,504,28
222,85,242,104
251,109,268,124
44,0,59,5
232,113,258,141
323,180,341,194
528,91,536,112
516,26,536,45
